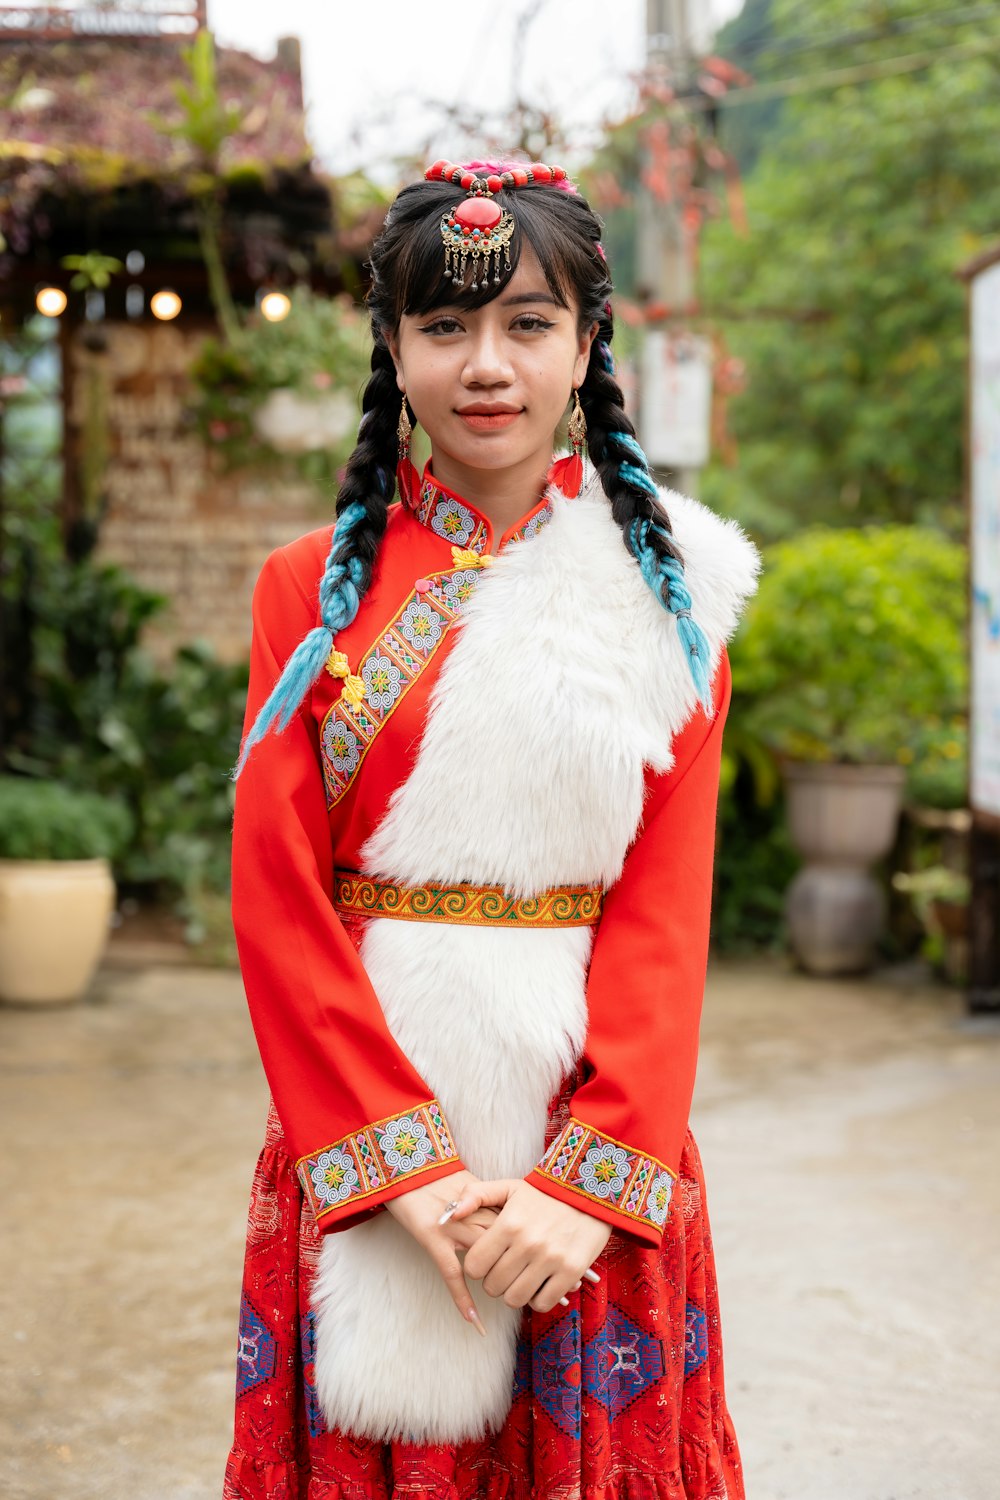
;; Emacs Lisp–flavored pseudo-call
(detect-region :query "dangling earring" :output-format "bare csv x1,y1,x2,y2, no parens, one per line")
564,387,587,498
396,395,419,507
397,395,412,459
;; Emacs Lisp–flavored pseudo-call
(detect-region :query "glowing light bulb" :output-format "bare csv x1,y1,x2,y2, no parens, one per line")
36,286,67,317
260,291,291,322
150,288,182,321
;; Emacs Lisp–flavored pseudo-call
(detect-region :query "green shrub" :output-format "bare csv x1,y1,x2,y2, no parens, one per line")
3,545,247,936
731,524,966,770
0,776,133,861
900,716,968,810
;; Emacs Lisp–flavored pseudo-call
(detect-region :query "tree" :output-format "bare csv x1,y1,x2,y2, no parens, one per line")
701,0,1000,538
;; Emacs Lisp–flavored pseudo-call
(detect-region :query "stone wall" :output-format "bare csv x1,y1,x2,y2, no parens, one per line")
67,318,331,664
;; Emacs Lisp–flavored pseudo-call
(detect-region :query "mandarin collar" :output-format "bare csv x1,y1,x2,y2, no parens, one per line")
401,460,557,556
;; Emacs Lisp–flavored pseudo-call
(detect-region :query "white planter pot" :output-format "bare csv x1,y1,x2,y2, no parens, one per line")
0,858,115,1005
782,762,906,976
252,387,356,454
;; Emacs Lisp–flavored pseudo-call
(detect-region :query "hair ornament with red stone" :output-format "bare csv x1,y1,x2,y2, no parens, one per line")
424,158,572,290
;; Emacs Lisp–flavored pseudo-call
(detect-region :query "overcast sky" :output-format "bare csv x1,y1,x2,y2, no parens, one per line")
206,0,746,180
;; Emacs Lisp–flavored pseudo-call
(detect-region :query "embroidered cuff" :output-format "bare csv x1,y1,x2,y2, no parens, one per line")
296,1099,460,1223
528,1117,677,1242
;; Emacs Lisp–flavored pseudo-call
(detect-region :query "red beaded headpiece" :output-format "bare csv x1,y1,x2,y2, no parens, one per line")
424,159,570,292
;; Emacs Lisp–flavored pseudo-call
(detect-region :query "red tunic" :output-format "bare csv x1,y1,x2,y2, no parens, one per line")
231,464,731,1249
225,463,744,1498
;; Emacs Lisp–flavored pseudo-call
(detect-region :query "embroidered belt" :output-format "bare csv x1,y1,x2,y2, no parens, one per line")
332,871,604,928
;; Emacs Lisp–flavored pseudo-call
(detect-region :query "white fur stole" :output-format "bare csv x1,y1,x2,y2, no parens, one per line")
310,477,761,1443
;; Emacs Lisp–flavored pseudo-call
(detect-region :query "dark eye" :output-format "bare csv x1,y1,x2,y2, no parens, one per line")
513,315,555,332
420,316,463,335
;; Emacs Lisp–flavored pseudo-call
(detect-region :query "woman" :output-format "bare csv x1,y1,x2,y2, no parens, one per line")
224,158,760,1500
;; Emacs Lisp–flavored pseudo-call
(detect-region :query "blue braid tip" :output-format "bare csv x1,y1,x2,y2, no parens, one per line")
230,623,335,781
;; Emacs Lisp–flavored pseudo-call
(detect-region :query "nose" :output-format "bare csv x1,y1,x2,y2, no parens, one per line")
461,323,515,388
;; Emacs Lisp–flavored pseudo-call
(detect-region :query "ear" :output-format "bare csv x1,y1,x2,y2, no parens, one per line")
385,327,406,393
573,319,599,387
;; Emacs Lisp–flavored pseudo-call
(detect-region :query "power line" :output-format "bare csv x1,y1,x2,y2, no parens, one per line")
706,31,1000,108
729,1,1000,67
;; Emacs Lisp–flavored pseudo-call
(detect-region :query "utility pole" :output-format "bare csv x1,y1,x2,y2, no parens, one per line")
637,0,706,497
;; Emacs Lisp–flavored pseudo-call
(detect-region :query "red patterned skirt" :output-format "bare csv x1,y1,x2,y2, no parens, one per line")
222,1082,744,1500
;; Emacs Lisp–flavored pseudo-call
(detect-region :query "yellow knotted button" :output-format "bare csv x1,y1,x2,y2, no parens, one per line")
451,546,493,569
341,675,367,709
325,649,366,708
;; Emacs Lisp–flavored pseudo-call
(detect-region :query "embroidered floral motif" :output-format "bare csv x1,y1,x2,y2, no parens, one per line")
533,1118,676,1237
645,1170,675,1228
439,569,480,609
578,1142,632,1199
322,719,361,777
375,1116,436,1172
296,1100,458,1222
398,598,444,654
430,495,478,547
310,1146,361,1207
521,506,551,540
361,653,402,713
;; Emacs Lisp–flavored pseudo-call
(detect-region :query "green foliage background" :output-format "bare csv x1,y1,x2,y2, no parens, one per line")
703,0,998,540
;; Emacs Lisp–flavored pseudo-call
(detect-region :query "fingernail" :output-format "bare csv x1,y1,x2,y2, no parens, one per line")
583,1268,601,1283
558,1296,570,1306
437,1205,459,1225
467,1307,488,1337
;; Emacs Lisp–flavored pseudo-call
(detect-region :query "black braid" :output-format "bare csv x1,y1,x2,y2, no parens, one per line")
579,340,685,578
331,332,399,600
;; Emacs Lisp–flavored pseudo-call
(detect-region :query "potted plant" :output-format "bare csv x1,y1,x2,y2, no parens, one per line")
730,524,966,975
0,777,132,1004
186,285,370,495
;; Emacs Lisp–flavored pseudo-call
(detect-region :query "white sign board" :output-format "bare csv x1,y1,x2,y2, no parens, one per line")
639,331,712,470
970,260,1000,820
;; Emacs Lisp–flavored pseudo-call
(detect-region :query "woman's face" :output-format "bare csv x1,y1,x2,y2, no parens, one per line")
388,239,596,484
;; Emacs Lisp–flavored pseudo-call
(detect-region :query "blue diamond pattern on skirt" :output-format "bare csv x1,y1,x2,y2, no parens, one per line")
532,1310,583,1438
524,1304,668,1436
300,1309,325,1437
583,1303,664,1420
236,1294,277,1397
684,1301,709,1376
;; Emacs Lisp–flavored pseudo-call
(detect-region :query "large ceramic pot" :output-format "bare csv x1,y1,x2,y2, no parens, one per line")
782,761,907,976
0,857,116,1005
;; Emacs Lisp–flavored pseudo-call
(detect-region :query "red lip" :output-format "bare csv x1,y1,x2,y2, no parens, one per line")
456,404,523,414
457,407,523,430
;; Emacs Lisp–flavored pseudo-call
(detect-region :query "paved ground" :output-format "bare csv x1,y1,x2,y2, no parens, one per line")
1,953,998,1500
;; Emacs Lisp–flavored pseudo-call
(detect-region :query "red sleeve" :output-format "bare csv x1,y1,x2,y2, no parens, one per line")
231,547,467,1233
524,648,732,1248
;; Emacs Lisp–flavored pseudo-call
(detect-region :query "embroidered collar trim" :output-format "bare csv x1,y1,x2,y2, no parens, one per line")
401,460,557,554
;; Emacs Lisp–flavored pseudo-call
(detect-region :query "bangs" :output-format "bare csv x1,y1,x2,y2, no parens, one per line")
384,185,579,323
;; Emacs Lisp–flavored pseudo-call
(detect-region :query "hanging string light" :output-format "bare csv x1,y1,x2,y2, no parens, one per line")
35,286,67,317
150,288,182,320
260,291,291,322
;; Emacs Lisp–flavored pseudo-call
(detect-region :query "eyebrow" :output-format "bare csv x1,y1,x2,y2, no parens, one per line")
500,291,563,307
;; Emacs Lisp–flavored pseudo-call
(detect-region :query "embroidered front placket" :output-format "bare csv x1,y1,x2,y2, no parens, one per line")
319,469,553,809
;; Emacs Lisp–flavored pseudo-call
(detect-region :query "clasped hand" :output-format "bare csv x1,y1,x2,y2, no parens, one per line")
385,1172,612,1332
